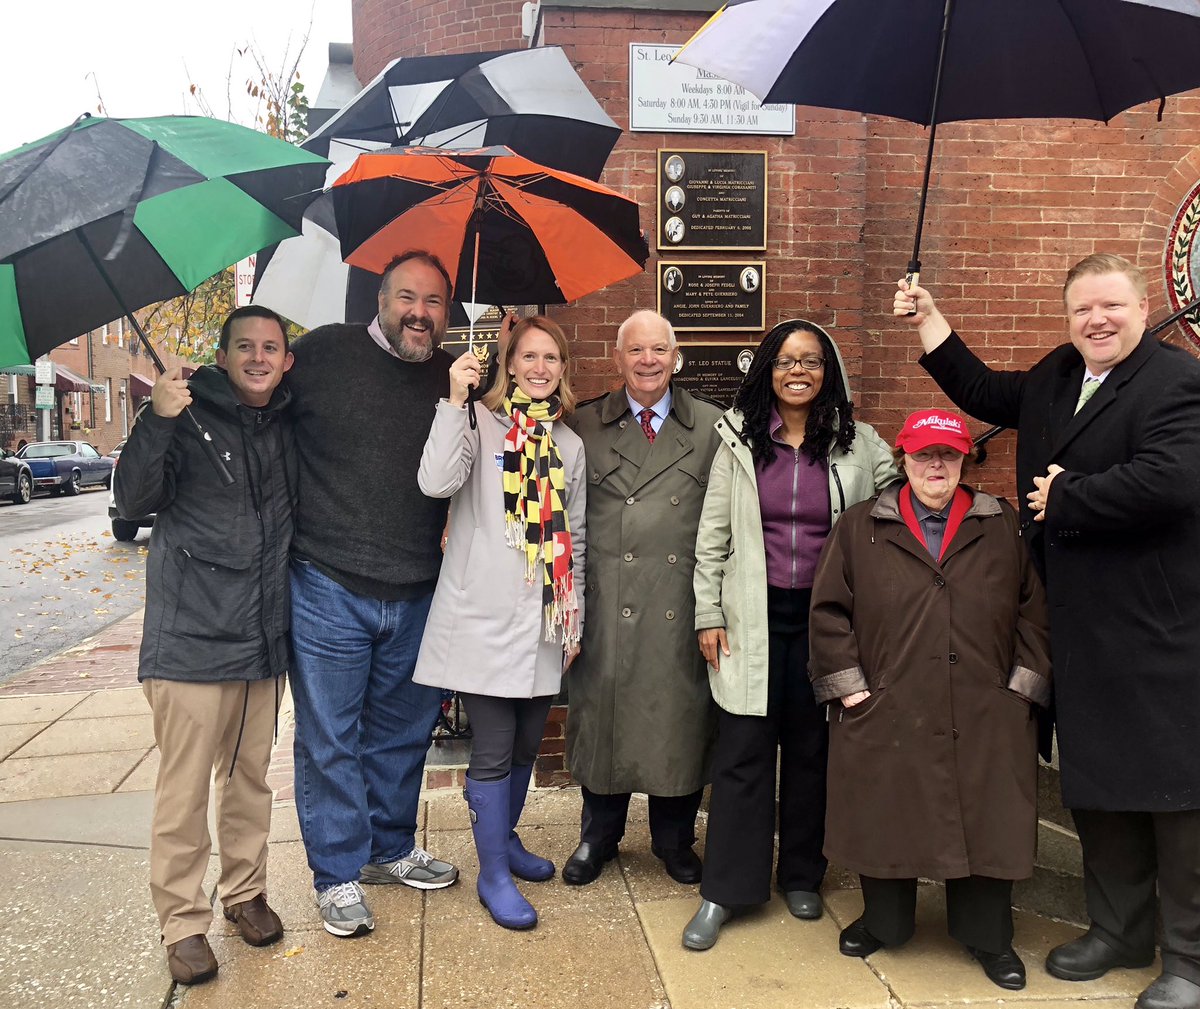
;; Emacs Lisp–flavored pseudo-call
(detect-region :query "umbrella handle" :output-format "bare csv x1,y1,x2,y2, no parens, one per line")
76,231,235,486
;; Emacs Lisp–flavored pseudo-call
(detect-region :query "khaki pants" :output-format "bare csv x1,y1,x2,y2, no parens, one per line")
143,676,282,946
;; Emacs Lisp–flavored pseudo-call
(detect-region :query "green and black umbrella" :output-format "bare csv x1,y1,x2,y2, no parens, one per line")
0,113,328,481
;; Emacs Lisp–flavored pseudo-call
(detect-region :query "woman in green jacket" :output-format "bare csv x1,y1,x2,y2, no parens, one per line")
682,319,897,950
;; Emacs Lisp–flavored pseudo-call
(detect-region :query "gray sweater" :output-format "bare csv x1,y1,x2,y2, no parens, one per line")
288,324,452,600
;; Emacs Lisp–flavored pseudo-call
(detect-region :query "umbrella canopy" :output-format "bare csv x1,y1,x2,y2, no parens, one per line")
674,0,1200,278
331,146,648,307
305,47,620,181
0,114,328,367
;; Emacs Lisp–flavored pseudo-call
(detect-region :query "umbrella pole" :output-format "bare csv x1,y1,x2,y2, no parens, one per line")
76,232,236,487
906,0,956,299
466,228,482,429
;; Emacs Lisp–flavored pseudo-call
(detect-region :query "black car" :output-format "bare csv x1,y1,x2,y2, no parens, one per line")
0,448,33,505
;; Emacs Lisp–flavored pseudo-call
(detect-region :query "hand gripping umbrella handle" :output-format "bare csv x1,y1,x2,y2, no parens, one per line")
76,232,236,486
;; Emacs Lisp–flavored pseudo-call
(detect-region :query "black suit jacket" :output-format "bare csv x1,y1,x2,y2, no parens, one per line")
922,331,1200,811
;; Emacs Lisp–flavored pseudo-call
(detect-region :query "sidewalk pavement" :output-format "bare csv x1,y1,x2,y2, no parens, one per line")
0,611,1160,1009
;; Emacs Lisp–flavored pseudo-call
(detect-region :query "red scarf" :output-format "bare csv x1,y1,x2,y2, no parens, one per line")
898,484,972,564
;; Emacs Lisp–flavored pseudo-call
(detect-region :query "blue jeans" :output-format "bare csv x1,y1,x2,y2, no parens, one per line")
289,559,441,890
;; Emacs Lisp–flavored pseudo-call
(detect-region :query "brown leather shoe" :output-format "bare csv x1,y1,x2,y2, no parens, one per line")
223,893,284,947
166,934,218,984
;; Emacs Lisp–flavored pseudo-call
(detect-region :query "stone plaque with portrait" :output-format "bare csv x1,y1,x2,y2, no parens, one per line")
670,342,759,406
657,150,767,251
658,260,765,332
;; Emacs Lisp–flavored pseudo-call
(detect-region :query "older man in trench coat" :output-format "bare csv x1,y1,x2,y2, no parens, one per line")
898,254,1200,1009
563,309,723,885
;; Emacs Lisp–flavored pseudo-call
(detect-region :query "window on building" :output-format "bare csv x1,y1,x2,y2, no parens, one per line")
72,392,81,420
117,317,124,348
6,375,16,404
101,323,109,346
69,336,79,345
104,379,112,422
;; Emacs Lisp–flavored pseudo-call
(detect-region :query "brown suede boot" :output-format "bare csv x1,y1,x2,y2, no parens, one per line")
223,893,284,946
166,934,218,984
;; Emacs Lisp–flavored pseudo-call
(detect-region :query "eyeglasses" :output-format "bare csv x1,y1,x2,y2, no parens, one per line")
908,447,964,463
772,355,825,372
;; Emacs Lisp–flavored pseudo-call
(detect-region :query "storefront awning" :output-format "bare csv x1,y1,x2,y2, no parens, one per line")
0,363,104,392
129,372,155,398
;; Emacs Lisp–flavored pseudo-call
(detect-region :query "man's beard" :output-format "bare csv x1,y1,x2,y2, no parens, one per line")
381,312,440,362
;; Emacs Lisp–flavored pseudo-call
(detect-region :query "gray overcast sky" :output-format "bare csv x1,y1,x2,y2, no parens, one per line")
0,0,354,152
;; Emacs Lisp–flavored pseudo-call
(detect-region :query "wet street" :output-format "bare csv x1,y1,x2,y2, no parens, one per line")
0,488,147,684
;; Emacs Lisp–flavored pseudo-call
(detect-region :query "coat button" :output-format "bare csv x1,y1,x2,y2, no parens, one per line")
934,575,945,587
948,652,958,663
666,610,675,620
621,607,632,617
619,420,628,429
626,497,636,505
670,495,680,505
667,553,677,564
624,552,634,562
952,728,960,740
592,472,600,480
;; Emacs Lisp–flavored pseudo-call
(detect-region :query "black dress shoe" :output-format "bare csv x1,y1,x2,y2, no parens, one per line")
968,946,1027,991
1046,930,1155,981
1137,974,1200,1009
651,844,702,884
839,918,884,958
561,841,617,886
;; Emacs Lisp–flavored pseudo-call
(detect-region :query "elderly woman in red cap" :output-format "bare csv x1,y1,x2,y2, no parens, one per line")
809,408,1051,991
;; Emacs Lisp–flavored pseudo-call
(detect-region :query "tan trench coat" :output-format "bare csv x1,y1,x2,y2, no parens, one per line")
563,386,723,795
413,401,587,698
809,483,1051,880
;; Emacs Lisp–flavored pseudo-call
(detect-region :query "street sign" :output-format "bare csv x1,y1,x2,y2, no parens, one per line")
35,359,54,385
35,385,54,410
235,255,257,308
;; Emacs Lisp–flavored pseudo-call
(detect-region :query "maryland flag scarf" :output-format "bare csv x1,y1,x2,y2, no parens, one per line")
501,387,580,652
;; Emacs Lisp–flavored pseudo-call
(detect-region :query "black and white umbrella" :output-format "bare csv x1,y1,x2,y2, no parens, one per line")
674,0,1200,286
254,46,622,327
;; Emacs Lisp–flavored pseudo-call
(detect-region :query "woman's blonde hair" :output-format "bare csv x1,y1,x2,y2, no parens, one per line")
481,316,577,414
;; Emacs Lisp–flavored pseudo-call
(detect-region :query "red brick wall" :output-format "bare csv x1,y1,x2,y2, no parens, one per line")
352,2,1200,506
352,0,526,82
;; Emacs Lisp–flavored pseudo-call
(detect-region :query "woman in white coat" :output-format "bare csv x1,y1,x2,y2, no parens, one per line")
414,317,586,930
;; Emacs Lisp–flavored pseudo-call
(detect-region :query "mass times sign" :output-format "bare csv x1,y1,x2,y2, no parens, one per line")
628,44,795,135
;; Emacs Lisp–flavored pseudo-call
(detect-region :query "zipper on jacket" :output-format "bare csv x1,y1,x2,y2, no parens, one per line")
790,446,801,589
831,462,846,515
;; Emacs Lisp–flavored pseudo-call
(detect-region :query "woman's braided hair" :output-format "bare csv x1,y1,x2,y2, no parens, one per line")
733,320,857,468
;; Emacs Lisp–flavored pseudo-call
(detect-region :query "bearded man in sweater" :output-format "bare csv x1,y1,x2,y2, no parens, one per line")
287,250,460,937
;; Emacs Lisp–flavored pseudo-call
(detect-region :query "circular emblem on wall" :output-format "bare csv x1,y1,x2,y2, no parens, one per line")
673,349,684,375
1166,178,1200,348
737,349,754,374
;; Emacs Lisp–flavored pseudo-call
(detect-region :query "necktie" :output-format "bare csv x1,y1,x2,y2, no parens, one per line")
638,408,656,445
1074,377,1100,415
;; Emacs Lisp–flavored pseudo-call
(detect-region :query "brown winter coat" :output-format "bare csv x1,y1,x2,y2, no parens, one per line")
808,483,1051,880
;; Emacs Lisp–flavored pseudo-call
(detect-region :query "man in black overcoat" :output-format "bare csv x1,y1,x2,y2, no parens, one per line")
896,254,1200,1009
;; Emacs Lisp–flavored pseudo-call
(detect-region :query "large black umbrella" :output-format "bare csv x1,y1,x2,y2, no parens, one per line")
304,47,621,180
0,114,329,480
674,0,1200,287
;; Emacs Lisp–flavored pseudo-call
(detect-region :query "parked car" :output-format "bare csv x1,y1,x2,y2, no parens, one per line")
108,461,154,541
17,440,114,495
0,448,33,505
105,439,127,463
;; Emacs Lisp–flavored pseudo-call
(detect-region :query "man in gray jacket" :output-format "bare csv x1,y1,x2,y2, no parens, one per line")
116,306,295,985
563,310,722,885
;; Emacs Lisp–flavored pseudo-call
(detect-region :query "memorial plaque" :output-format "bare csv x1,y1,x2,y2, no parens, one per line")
658,260,766,332
658,150,766,251
671,342,759,407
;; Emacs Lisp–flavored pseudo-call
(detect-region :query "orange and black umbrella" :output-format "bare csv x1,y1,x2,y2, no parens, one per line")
331,145,647,307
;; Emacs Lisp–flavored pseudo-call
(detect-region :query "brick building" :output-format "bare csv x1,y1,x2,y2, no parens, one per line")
2,319,195,454
349,0,1200,502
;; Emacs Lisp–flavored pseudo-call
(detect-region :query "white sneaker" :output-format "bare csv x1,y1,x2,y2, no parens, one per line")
315,881,375,937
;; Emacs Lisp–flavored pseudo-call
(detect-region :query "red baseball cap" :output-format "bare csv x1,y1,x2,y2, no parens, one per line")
894,409,974,455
